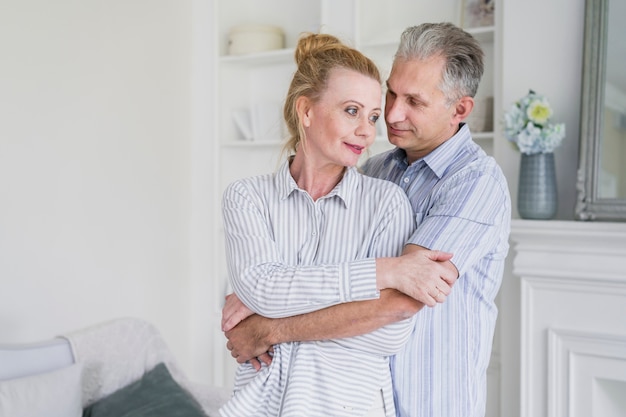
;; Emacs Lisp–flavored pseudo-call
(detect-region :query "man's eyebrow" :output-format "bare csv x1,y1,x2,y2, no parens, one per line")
385,80,421,101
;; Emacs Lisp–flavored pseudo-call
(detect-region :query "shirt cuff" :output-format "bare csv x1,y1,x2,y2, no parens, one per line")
340,258,379,302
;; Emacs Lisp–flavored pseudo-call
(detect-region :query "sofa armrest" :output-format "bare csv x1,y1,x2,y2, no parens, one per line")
0,338,74,380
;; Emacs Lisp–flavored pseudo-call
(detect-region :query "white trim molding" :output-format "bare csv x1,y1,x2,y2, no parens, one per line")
548,329,626,417
510,220,626,417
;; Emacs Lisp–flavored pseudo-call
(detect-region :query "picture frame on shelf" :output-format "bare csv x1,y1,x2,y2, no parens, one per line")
461,0,495,29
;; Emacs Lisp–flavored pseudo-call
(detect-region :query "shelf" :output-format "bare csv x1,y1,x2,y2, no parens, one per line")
219,48,294,66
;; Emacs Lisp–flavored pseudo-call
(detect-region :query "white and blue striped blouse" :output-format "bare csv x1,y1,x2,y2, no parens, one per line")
220,161,416,417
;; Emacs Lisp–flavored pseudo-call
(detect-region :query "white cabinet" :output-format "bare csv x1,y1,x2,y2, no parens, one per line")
211,0,502,390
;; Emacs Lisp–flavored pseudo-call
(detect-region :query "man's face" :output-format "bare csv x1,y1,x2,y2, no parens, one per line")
384,56,460,163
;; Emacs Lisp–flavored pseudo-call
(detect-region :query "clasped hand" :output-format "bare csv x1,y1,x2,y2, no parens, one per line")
222,294,273,371
222,246,458,370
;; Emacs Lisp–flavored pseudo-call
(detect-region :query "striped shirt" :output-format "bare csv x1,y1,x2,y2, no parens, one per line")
361,123,511,417
220,161,416,417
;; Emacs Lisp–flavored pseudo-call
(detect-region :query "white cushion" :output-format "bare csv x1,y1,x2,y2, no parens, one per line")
0,362,83,417
0,338,74,380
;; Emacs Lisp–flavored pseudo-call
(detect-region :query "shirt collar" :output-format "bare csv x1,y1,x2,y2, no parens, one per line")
275,159,357,208
383,123,472,178
422,123,471,177
276,160,298,200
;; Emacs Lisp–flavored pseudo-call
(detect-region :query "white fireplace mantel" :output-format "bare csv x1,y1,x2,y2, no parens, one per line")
510,220,626,417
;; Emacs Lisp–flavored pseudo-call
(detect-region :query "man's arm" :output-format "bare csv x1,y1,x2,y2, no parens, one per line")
222,245,457,332
224,245,459,364
225,289,420,364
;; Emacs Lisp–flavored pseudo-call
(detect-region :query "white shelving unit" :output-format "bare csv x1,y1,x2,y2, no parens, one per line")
211,0,501,390
215,0,497,164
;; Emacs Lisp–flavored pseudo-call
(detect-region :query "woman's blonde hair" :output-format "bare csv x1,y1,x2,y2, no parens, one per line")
282,33,381,156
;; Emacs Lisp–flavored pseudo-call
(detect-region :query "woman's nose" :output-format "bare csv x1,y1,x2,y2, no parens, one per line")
355,117,376,138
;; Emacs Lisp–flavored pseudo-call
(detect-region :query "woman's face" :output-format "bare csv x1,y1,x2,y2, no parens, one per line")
300,68,382,168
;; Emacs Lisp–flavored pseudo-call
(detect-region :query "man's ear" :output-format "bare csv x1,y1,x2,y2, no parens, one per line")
453,96,475,122
295,96,312,127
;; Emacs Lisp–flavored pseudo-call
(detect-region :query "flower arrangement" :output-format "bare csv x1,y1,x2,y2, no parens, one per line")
504,89,566,154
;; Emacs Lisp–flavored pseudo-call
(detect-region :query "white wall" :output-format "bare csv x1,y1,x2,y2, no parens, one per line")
500,0,585,221
188,0,222,385
0,0,196,373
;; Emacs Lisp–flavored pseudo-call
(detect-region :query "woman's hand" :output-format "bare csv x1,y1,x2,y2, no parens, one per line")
222,293,254,332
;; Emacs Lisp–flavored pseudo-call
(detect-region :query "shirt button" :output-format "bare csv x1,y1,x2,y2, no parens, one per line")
403,177,410,183
312,231,317,236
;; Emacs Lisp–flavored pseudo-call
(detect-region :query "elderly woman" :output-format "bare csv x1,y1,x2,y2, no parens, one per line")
219,33,435,417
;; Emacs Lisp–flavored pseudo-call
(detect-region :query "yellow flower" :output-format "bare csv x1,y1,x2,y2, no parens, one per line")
526,98,552,126
504,89,565,154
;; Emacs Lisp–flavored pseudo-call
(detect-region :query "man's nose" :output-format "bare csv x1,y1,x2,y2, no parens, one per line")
385,98,404,124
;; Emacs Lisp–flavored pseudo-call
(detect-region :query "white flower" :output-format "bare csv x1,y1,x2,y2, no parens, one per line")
503,90,565,154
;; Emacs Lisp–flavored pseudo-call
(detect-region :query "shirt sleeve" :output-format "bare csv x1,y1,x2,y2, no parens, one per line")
406,167,511,276
222,180,380,319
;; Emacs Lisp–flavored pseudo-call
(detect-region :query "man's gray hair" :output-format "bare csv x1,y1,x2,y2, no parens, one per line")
395,22,484,105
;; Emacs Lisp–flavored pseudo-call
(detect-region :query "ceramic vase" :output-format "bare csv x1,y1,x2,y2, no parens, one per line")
517,152,557,219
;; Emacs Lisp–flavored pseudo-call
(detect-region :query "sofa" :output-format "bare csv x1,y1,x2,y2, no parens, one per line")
0,317,231,417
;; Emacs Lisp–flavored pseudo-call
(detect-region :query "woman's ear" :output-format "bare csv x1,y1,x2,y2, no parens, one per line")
295,96,312,127
454,96,474,122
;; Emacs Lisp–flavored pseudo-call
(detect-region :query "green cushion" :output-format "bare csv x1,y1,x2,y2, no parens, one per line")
82,363,205,417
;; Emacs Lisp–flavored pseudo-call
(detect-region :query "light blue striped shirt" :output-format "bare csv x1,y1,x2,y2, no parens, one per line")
362,123,511,417
220,161,417,417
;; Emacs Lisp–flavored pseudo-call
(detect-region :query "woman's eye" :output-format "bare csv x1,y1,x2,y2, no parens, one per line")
369,114,380,123
346,107,358,116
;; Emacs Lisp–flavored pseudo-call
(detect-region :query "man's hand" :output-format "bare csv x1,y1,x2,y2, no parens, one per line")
225,314,274,370
222,245,458,370
377,245,458,307
222,293,254,332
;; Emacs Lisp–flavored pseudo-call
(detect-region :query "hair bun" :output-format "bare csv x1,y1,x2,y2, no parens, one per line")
294,33,343,66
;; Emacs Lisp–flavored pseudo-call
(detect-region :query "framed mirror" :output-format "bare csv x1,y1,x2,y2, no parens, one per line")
576,0,626,221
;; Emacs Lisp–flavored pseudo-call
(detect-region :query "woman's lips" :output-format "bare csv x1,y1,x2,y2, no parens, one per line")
345,143,365,154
